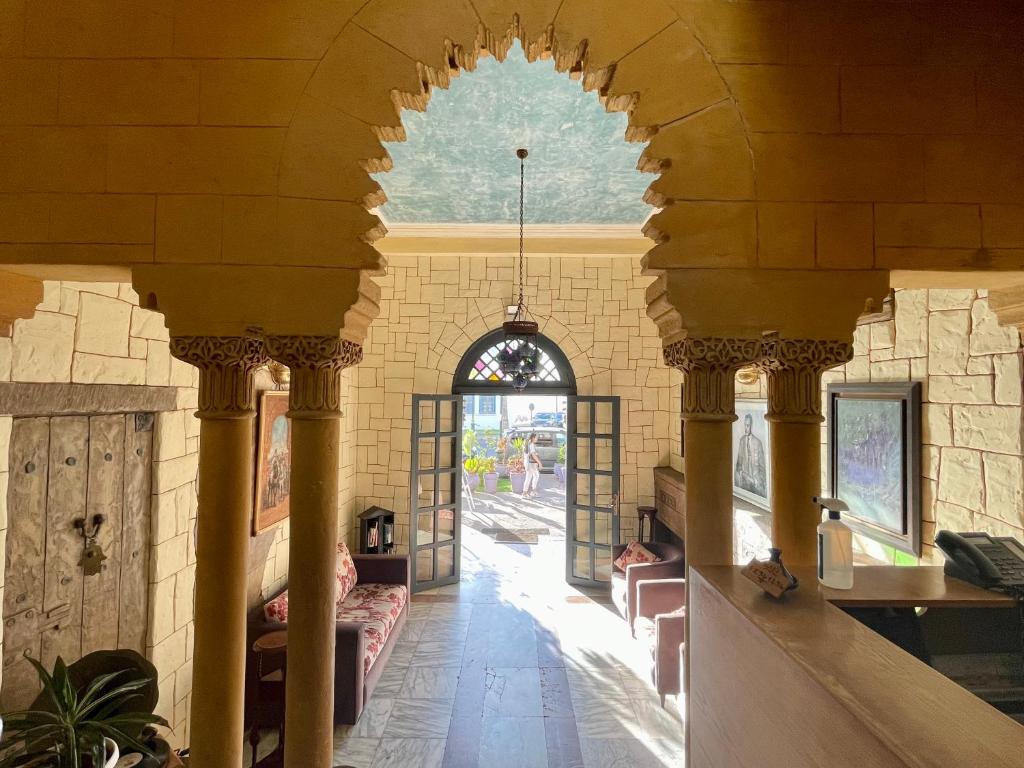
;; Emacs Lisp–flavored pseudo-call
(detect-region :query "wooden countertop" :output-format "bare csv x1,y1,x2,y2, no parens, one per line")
691,565,1024,767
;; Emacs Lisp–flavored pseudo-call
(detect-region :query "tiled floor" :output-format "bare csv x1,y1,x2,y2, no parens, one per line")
327,477,686,768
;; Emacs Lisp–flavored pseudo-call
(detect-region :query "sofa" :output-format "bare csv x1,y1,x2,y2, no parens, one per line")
248,544,411,725
635,577,686,706
610,541,685,636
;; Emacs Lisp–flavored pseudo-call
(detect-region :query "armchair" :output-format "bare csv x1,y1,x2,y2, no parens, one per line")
636,577,686,706
610,541,685,636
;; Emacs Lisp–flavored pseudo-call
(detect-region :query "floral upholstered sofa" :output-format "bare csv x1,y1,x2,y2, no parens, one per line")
249,542,410,724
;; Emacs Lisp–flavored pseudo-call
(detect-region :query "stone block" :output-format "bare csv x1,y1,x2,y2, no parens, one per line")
146,339,171,387
933,500,975,532
11,311,74,382
994,353,1023,405
152,533,189,584
967,356,994,375
929,289,975,311
155,195,223,263
952,405,1023,455
59,59,199,125
841,66,976,134
76,292,131,357
927,310,970,375
155,410,187,461
970,298,1021,356
870,321,895,350
870,359,909,382
0,127,108,193
130,306,169,341
756,202,815,268
150,627,188,681
174,564,195,630
983,454,1024,527
0,60,59,125
71,354,146,385
25,0,174,57
153,453,199,494
720,64,838,133
875,204,981,248
149,576,176,646
669,0,788,64
893,289,928,358
200,59,316,126
922,404,952,447
928,375,991,404
937,448,983,512
926,135,1024,204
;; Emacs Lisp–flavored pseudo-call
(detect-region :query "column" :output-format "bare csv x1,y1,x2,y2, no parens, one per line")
664,337,762,566
264,335,362,768
169,336,267,768
760,335,853,565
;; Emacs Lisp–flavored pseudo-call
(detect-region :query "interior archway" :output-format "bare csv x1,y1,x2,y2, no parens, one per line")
452,328,577,396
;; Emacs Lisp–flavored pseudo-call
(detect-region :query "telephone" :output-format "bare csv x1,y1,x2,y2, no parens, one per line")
935,530,1024,592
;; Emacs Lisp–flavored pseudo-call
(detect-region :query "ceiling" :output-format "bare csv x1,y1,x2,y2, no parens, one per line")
374,42,653,228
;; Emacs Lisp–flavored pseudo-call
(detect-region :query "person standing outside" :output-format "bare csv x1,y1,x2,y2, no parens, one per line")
523,432,542,498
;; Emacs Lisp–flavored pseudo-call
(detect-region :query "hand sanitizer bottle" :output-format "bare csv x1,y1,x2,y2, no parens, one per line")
814,496,853,590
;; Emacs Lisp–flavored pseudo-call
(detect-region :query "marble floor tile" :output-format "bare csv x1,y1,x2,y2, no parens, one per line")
630,698,684,744
401,666,460,699
478,716,549,768
331,736,379,768
409,603,434,620
336,696,393,739
373,663,409,698
383,698,454,738
539,667,576,718
411,639,465,666
579,737,682,768
572,697,643,740
402,618,428,642
483,667,544,717
370,738,445,768
387,641,417,667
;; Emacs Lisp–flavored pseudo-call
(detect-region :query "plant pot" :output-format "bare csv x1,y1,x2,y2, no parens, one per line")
510,472,526,494
483,472,498,493
103,737,120,768
554,464,565,483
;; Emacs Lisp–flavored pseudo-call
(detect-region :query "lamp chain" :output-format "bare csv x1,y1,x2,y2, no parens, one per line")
518,151,526,314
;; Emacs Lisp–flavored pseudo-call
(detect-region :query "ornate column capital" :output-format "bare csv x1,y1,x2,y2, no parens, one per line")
264,336,362,418
664,337,763,421
758,336,853,423
169,336,267,418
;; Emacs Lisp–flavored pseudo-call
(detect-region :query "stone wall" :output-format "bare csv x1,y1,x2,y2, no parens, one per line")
1,281,198,743
348,254,678,549
825,289,1024,564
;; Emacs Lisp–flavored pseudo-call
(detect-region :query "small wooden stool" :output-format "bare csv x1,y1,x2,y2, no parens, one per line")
248,630,288,768
638,505,658,542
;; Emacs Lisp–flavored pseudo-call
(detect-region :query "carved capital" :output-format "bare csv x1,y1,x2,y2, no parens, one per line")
759,337,853,423
664,337,762,421
169,336,267,418
264,336,362,417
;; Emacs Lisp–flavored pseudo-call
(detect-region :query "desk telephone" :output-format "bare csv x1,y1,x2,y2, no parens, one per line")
936,530,1024,594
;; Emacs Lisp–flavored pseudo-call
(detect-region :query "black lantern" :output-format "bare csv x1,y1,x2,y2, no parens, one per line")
500,148,539,391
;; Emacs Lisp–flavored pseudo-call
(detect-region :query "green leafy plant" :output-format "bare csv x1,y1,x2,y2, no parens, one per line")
0,655,167,768
496,437,508,463
507,454,525,474
462,429,477,458
510,437,526,455
557,444,566,465
480,457,496,476
463,457,480,475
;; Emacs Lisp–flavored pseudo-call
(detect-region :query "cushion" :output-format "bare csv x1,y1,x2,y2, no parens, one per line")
336,541,358,604
336,583,409,674
613,541,662,571
264,591,289,623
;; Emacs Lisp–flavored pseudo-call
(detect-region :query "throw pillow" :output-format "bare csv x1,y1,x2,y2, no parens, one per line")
264,591,289,623
613,541,662,571
337,541,358,603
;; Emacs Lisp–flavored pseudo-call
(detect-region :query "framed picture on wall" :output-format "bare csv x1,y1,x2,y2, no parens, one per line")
827,382,922,555
253,390,291,535
732,399,771,509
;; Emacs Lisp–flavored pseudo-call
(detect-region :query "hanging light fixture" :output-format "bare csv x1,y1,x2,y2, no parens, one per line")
498,148,540,392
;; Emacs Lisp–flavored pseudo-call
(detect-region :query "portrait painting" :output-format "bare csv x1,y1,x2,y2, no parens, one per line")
731,400,771,509
827,383,921,555
254,390,291,534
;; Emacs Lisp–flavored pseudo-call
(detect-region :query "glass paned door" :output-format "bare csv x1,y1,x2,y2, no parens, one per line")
410,395,462,592
566,396,620,587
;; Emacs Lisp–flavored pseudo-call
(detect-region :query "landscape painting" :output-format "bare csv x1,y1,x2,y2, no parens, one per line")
732,400,771,509
254,391,291,535
827,383,922,555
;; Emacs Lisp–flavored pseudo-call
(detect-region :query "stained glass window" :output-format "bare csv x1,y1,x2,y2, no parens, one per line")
466,339,562,383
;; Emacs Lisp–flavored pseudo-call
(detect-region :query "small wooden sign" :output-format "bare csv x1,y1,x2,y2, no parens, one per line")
742,557,798,598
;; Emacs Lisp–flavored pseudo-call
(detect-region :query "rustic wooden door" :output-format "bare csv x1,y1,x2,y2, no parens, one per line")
2,413,153,710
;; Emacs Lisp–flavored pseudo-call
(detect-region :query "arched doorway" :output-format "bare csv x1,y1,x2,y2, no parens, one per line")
410,329,619,592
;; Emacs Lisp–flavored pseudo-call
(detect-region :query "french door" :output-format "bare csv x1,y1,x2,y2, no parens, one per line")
566,396,621,587
409,395,462,592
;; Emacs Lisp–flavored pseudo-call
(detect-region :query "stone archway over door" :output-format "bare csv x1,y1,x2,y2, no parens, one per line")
2,413,152,710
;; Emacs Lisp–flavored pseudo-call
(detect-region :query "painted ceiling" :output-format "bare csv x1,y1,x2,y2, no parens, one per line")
374,42,652,227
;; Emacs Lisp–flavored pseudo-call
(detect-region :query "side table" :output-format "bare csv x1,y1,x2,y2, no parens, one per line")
248,630,288,768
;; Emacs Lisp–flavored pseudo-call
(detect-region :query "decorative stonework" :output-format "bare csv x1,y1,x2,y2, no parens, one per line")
664,337,762,421
264,336,362,416
169,336,266,418
759,337,853,423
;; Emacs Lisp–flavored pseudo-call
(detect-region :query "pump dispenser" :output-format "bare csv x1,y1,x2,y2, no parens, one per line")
814,496,854,589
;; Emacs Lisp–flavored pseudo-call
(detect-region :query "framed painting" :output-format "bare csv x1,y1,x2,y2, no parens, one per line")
253,390,291,535
732,399,771,509
827,382,922,555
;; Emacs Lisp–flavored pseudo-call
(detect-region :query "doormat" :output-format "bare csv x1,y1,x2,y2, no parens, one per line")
482,527,549,536
494,531,539,544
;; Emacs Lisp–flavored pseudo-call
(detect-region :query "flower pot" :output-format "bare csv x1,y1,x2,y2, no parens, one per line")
554,464,565,483
103,737,120,768
510,472,526,494
484,472,498,493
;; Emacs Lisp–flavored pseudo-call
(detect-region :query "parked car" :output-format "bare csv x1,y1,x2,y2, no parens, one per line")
504,426,566,471
532,411,565,427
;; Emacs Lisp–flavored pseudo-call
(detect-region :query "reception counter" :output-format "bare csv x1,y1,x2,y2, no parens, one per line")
689,565,1024,767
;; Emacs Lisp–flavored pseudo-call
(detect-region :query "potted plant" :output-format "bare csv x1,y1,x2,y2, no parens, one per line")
463,456,481,489
0,652,168,768
495,437,509,478
554,443,567,484
508,437,527,494
481,457,498,493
